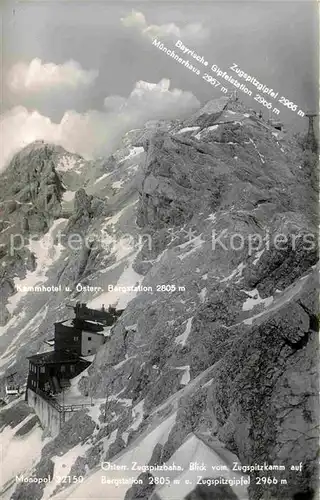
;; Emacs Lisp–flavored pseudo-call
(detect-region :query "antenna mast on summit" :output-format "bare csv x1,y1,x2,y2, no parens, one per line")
305,112,318,153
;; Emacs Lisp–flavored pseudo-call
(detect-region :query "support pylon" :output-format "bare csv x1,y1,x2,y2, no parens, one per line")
305,112,318,153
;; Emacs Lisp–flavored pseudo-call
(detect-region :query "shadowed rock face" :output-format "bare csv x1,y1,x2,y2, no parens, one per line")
293,491,316,500
0,143,66,233
0,400,34,430
136,105,316,234
0,98,318,500
185,480,239,500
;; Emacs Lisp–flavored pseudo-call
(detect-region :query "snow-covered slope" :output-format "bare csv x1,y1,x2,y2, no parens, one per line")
0,398,51,499
0,97,318,500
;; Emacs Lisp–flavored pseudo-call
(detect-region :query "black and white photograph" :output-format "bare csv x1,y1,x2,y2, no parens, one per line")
0,1,319,499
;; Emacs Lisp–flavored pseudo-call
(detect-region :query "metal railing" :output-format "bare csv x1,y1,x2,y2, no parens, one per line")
33,387,93,413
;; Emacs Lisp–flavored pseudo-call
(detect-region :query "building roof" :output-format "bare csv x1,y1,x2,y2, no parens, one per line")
150,433,248,500
74,318,105,333
60,319,75,328
44,338,55,346
68,302,124,324
58,318,105,334
27,350,88,365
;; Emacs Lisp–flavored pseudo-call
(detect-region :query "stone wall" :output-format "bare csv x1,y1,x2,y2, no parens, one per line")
27,390,76,437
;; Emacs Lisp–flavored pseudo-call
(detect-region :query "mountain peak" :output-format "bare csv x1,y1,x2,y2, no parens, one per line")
0,95,318,500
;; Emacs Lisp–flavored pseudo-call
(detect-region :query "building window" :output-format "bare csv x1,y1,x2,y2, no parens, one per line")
73,336,78,341
40,366,45,374
88,337,92,341
61,365,65,372
70,365,75,374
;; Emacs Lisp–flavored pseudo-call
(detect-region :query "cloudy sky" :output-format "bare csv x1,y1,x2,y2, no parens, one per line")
0,0,318,169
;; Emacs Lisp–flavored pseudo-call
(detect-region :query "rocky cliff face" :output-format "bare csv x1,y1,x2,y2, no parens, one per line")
0,97,318,500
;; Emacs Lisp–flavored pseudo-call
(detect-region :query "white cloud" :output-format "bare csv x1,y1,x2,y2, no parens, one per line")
7,58,98,93
121,10,209,44
0,79,200,170
121,10,146,30
103,95,126,111
125,78,198,115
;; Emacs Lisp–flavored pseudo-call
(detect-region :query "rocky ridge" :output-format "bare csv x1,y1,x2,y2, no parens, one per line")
0,97,318,500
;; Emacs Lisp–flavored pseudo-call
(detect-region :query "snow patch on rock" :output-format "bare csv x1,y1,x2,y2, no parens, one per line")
177,235,205,261
57,155,85,174
1,413,50,494
176,365,190,385
175,317,193,346
221,262,246,283
176,126,200,135
253,248,265,265
112,180,125,190
56,413,176,500
42,441,91,500
199,287,207,304
129,399,145,432
94,172,111,185
119,147,144,164
62,191,75,202
7,219,67,314
88,250,144,310
242,288,274,311
151,434,248,500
